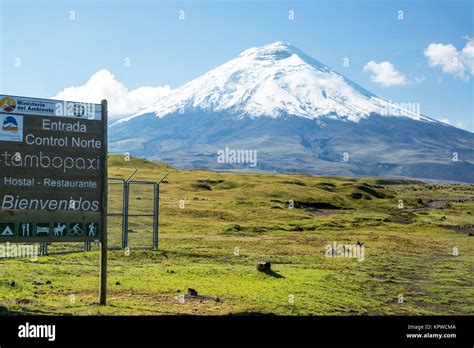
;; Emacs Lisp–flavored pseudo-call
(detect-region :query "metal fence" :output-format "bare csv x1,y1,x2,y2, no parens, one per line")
108,178,127,249
108,179,160,250
125,181,159,249
19,176,163,257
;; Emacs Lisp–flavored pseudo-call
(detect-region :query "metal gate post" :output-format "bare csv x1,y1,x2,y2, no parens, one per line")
122,180,130,249
39,242,48,256
152,183,159,249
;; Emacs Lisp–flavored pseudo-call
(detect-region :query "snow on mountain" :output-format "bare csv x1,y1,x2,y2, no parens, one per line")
109,41,474,182
116,41,434,125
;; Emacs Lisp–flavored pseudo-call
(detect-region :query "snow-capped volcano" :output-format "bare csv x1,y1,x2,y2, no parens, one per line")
119,41,431,124
110,42,474,183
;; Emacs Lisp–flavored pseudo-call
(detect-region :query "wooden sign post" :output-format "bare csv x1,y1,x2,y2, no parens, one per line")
99,100,108,306
0,95,108,305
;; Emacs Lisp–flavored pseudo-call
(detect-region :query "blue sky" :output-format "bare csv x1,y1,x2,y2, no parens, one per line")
0,0,472,130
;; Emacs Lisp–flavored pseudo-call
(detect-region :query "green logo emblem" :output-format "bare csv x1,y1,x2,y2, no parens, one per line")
19,223,33,237
36,223,50,236
0,223,15,237
69,223,84,236
52,223,68,236
85,223,99,237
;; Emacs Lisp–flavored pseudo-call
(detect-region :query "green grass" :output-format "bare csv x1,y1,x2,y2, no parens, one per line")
1,155,473,315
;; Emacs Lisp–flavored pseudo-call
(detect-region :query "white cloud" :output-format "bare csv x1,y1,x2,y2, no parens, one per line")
363,61,407,87
414,75,426,84
437,118,473,132
424,39,474,81
52,69,171,119
439,117,451,125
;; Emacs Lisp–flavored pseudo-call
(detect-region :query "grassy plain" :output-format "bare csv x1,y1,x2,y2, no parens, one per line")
1,156,473,315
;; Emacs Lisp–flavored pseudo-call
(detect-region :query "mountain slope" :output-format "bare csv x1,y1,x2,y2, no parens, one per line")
110,42,474,183
117,41,433,123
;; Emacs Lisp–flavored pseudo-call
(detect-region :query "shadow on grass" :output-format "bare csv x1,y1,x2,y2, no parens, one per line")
262,270,285,278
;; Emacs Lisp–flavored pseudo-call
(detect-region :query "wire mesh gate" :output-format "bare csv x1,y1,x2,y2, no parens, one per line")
31,177,161,256
108,178,127,249
117,180,160,250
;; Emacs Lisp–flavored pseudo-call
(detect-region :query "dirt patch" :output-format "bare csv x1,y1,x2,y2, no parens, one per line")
396,200,449,212
0,298,41,306
428,201,449,209
181,294,221,302
269,199,343,211
441,224,474,235
384,212,416,224
375,179,423,185
224,224,268,233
